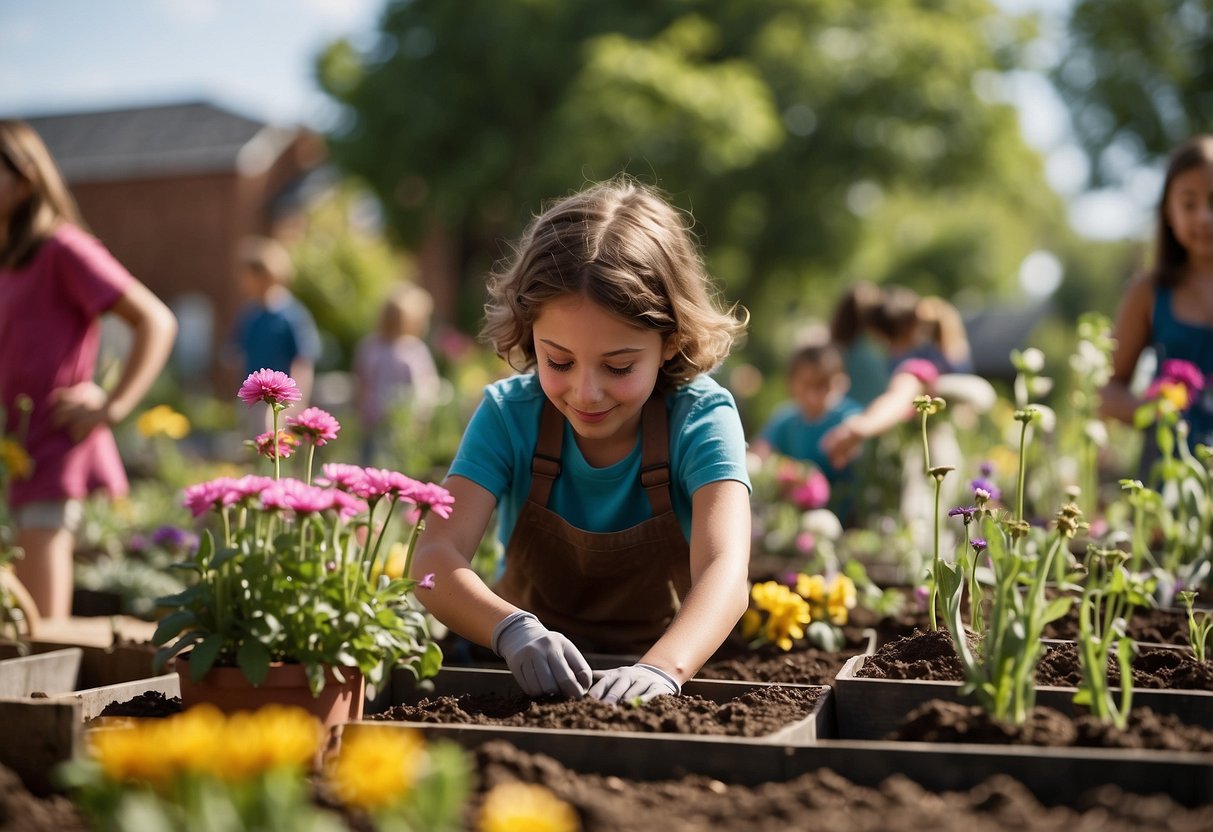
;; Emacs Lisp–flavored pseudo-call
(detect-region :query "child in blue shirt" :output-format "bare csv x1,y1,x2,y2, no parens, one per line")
413,178,751,704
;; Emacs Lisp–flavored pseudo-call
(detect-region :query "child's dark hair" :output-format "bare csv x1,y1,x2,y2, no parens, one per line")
787,341,844,378
0,119,84,269
829,281,884,345
481,176,747,392
1153,134,1213,289
869,285,922,343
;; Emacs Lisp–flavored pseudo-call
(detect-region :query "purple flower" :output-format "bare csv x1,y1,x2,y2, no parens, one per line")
238,369,302,407
287,407,341,446
971,538,987,553
969,477,1001,502
979,461,994,478
418,573,436,590
151,525,197,552
947,506,976,519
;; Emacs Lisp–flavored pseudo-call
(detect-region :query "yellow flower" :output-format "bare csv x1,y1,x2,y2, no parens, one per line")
795,573,825,604
90,723,173,789
747,581,812,651
216,706,322,781
327,725,425,811
478,782,580,832
136,404,190,439
825,575,857,625
0,438,32,480
1157,380,1191,412
371,541,408,581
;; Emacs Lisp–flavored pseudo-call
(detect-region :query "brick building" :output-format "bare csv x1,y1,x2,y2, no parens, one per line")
25,101,330,388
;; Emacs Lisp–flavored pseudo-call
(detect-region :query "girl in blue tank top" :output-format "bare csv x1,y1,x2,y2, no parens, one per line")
1102,134,1213,476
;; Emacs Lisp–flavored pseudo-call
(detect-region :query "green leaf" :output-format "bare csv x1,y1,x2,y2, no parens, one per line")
237,640,272,687
1041,595,1074,626
189,634,225,681
151,609,196,645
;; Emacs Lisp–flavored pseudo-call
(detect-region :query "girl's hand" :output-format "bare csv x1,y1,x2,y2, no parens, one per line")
49,381,111,441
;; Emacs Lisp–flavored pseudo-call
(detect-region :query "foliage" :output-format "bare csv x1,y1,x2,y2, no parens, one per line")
0,395,34,640
1072,547,1154,729
1053,0,1213,187
1177,590,1213,663
61,705,471,832
152,372,448,695
317,0,1068,345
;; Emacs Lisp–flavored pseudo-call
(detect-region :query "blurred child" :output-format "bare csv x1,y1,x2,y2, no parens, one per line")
829,281,889,406
918,294,973,373
1101,134,1213,469
353,282,441,464
751,341,862,485
229,236,320,431
0,120,177,619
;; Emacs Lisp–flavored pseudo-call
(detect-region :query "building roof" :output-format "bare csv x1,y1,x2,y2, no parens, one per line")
26,100,296,183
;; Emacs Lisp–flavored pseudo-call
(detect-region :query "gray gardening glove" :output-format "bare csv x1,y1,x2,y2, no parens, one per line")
587,663,680,704
492,611,593,699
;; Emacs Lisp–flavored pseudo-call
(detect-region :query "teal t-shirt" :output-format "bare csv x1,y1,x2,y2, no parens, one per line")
758,397,863,482
448,373,751,547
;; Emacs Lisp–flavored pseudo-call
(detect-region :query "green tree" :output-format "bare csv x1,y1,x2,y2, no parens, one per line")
317,0,1065,354
1053,0,1213,186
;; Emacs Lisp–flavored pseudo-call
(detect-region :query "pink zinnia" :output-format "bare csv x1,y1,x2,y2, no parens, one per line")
238,369,302,407
254,430,299,460
317,463,367,491
790,470,830,511
261,478,336,513
411,481,455,519
1159,359,1205,394
287,407,341,446
182,477,242,517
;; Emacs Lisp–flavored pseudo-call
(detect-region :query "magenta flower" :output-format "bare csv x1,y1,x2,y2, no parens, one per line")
254,430,299,460
1158,359,1205,393
182,477,242,517
410,481,455,519
790,469,830,511
261,478,337,513
238,369,302,407
317,463,368,491
418,573,436,589
971,538,987,552
287,407,341,446
795,531,816,555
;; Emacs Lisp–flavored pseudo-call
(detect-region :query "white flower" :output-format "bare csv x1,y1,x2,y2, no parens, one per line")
801,509,843,541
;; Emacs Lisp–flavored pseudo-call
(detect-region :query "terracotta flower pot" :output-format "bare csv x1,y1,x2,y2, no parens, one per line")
176,652,365,732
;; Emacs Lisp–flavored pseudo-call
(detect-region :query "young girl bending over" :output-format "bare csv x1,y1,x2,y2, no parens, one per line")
0,120,177,619
413,178,751,702
1102,134,1213,473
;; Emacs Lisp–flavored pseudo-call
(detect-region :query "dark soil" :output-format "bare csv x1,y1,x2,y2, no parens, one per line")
858,628,1213,692
371,685,824,737
697,641,857,685
93,689,182,721
894,700,1213,752
1045,605,1191,645
471,739,1213,831
0,765,87,832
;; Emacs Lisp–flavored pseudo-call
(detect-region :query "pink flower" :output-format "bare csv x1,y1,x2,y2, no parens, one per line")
238,369,302,407
261,478,336,513
411,481,455,519
231,475,275,502
182,477,242,517
896,358,941,389
790,469,830,511
317,463,367,491
418,573,436,590
287,407,341,446
795,531,816,554
254,430,299,460
1159,359,1205,393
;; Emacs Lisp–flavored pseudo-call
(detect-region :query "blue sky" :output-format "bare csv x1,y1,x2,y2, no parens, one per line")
0,0,1152,243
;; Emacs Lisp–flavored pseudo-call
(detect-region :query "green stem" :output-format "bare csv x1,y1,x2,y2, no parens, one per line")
929,474,941,631
402,512,428,582
305,442,316,486
920,410,932,475
272,405,281,481
1016,417,1029,524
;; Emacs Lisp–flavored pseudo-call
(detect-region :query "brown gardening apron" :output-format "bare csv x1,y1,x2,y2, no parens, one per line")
494,395,692,654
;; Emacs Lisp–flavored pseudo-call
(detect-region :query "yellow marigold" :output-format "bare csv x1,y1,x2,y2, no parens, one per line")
748,581,812,651
327,726,425,811
478,782,580,832
214,706,322,781
0,438,32,480
136,404,191,439
795,573,825,604
90,724,173,789
825,574,857,625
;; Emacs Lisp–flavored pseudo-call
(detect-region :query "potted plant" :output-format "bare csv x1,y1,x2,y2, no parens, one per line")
151,370,451,728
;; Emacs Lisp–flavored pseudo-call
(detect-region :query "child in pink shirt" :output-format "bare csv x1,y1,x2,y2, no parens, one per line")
0,120,177,620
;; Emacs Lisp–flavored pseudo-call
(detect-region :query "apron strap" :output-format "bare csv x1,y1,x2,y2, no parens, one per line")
640,395,673,516
527,395,673,515
528,399,565,505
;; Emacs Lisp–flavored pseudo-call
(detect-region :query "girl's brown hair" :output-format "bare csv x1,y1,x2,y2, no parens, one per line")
828,280,884,344
0,119,84,269
1153,134,1213,289
481,177,746,392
